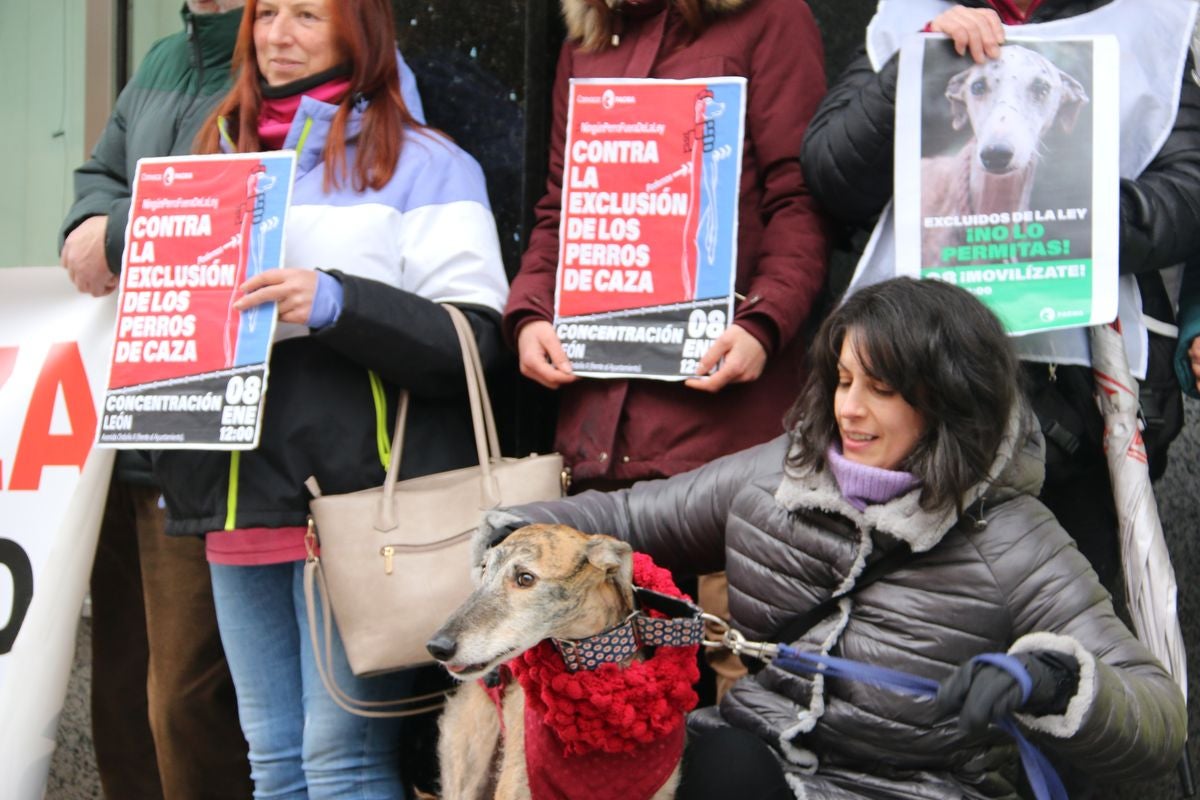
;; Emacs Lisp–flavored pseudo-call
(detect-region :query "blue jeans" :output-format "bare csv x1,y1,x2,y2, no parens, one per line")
210,561,413,799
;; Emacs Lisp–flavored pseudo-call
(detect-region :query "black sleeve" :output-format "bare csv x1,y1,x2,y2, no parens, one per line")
800,49,901,226
1118,54,1200,275
503,437,789,576
313,271,504,400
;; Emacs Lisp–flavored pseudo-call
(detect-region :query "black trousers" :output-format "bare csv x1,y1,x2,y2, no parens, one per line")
677,727,793,800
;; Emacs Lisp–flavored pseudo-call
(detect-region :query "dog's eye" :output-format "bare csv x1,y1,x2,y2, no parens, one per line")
515,571,537,588
1030,79,1050,101
970,79,987,96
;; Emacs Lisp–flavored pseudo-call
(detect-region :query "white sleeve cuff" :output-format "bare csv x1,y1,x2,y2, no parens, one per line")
1008,631,1097,738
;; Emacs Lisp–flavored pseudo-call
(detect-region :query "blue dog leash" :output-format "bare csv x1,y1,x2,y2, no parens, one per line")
771,647,1068,800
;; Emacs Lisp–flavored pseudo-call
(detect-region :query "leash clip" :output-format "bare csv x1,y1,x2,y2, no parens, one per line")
701,614,778,662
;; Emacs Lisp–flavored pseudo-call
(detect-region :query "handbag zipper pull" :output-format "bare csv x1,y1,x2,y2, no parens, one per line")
382,545,395,575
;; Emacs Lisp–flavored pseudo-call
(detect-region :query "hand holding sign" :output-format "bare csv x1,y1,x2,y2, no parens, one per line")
928,7,1005,64
517,320,578,389
684,323,765,393
235,267,318,325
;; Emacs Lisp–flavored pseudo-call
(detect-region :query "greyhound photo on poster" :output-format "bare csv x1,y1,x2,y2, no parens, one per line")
894,36,1119,335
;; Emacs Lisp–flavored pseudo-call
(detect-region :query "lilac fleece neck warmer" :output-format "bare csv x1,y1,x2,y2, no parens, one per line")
826,445,921,511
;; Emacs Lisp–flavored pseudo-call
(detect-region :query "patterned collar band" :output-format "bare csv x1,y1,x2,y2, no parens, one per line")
552,587,705,672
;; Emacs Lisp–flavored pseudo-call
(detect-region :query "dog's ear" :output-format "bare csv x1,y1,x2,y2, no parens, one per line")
945,68,972,131
585,536,635,610
1054,71,1089,133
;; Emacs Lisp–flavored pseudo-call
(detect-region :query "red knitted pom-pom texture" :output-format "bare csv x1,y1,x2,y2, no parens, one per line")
508,553,700,757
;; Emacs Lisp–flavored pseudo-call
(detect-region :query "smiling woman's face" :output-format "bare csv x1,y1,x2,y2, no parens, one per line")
253,0,344,87
833,332,927,471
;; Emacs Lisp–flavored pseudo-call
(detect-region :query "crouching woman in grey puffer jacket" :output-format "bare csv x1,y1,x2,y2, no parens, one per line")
481,277,1186,800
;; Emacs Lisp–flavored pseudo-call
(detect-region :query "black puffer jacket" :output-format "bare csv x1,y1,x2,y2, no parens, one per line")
496,413,1185,799
800,0,1200,280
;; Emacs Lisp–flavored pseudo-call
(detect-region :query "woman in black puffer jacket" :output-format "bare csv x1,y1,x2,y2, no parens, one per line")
481,277,1186,800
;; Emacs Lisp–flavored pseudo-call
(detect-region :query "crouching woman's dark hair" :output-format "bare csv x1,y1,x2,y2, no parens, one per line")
786,277,1020,513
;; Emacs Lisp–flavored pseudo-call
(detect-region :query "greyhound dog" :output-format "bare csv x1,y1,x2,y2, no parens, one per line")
921,44,1089,266
426,524,686,800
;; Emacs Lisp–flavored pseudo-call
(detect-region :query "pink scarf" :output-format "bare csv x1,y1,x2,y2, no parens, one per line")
257,75,352,150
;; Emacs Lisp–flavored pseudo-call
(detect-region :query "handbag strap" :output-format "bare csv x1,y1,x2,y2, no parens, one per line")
302,557,448,718
377,304,501,531
448,304,501,457
773,542,913,646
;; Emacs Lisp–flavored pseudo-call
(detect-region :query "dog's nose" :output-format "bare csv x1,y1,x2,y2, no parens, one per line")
980,144,1014,173
426,634,457,662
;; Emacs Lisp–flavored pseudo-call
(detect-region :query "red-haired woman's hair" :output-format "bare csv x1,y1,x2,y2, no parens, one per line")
195,0,417,192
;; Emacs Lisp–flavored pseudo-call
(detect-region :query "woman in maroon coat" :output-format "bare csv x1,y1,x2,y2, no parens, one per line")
505,0,829,488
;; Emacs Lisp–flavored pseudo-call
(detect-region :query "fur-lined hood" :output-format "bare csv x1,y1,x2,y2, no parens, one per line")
775,405,1046,553
561,0,750,43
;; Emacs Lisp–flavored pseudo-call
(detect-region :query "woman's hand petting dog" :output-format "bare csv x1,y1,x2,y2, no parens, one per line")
929,7,1006,64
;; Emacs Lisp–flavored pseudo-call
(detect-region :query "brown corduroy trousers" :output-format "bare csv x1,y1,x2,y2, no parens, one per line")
89,480,252,800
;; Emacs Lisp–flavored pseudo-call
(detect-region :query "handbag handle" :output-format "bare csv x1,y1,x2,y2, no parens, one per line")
376,304,501,532
303,557,447,718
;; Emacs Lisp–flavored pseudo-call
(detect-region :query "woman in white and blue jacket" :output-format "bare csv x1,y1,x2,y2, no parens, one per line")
153,0,509,796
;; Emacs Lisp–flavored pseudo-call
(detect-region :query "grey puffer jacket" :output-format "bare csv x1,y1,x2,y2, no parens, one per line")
497,412,1185,799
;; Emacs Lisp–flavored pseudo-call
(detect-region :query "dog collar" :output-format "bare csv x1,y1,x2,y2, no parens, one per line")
552,587,705,672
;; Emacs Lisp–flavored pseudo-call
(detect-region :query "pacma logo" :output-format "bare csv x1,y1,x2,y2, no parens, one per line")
578,89,637,109
143,166,194,185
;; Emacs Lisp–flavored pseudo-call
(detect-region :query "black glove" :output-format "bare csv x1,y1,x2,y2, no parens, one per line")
936,650,1080,736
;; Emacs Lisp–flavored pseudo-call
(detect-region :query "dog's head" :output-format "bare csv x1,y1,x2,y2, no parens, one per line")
426,524,634,680
945,44,1089,174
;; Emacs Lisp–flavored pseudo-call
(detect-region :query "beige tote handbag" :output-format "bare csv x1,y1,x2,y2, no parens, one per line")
303,304,565,716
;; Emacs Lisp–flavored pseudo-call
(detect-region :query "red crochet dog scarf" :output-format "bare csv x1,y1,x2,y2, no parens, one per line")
506,553,700,800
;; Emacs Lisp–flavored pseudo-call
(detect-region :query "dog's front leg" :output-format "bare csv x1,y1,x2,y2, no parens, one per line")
494,683,532,800
438,680,502,800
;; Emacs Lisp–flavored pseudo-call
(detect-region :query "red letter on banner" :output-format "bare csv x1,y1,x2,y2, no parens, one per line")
0,346,17,487
9,343,97,491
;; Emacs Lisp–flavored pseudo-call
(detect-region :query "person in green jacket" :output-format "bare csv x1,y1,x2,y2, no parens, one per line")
58,3,252,798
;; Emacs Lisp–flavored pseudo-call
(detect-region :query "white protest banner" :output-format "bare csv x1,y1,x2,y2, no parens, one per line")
894,35,1120,334
0,267,115,798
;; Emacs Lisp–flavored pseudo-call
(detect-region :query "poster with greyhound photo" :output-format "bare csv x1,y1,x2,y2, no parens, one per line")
554,77,746,380
894,35,1119,335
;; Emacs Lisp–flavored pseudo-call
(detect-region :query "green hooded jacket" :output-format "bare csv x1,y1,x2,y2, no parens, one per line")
59,4,242,272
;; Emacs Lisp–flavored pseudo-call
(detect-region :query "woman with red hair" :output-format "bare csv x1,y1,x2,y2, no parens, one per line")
154,0,509,795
